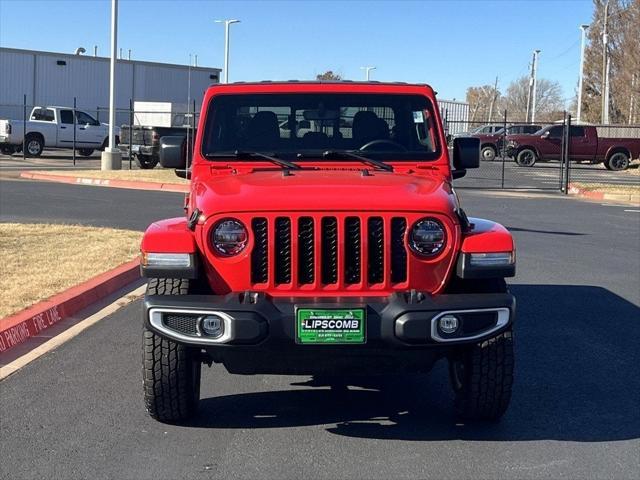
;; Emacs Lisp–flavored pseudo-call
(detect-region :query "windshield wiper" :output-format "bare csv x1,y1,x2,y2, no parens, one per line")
205,150,301,170
321,150,393,172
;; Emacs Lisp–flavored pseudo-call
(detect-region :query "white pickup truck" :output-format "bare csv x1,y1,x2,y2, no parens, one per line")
0,106,119,157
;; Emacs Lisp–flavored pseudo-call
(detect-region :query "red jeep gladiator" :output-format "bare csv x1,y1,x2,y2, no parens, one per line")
507,124,640,170
140,82,516,423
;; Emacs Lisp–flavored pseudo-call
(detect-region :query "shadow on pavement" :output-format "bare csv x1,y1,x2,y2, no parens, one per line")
189,284,640,442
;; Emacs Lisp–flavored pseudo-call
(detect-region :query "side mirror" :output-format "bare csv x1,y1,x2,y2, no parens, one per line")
541,131,550,139
452,137,480,178
159,135,186,169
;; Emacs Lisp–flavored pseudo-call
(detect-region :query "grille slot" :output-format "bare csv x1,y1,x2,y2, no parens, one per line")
163,314,198,336
275,217,292,284
391,217,408,283
344,217,361,284
251,218,268,283
321,217,338,284
368,217,384,284
298,217,315,284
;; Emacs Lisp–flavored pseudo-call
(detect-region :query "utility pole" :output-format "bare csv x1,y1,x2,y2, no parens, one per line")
488,76,499,122
630,73,637,124
215,19,240,83
601,0,610,123
604,55,611,123
531,50,541,123
360,66,376,81
577,24,589,124
101,0,121,170
525,52,535,122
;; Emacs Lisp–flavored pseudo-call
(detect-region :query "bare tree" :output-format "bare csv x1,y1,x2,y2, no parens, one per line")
316,71,343,81
465,85,501,125
500,76,565,122
581,0,640,123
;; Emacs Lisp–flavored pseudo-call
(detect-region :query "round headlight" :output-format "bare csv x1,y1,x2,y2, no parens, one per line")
410,218,446,256
211,219,248,256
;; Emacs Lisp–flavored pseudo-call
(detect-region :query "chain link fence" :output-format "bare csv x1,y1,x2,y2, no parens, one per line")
0,96,199,170
445,111,640,192
1,97,639,194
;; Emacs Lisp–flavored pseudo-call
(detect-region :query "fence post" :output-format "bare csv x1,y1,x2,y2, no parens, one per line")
501,109,507,189
558,110,567,192
22,94,26,161
72,97,77,166
564,114,572,194
129,99,133,170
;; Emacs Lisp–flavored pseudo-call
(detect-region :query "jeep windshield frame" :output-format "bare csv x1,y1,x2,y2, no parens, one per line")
200,93,442,162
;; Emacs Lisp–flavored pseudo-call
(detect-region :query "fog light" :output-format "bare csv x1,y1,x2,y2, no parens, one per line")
438,314,459,334
200,314,225,338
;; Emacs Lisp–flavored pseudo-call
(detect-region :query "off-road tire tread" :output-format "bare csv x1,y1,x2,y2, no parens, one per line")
453,329,514,421
143,278,200,422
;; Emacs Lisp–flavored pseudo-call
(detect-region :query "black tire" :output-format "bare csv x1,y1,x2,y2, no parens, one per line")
0,145,16,155
142,278,201,423
449,329,514,421
78,148,94,157
515,148,536,167
24,134,44,157
136,154,159,169
606,151,630,171
481,145,497,162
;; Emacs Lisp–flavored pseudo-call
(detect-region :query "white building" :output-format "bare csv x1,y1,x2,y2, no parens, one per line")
0,47,221,124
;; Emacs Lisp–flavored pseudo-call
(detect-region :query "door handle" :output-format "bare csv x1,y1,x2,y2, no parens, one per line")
60,126,67,129
79,127,86,130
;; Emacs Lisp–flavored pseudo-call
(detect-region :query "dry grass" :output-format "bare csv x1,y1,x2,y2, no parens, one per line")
33,169,188,184
0,223,141,319
572,182,640,194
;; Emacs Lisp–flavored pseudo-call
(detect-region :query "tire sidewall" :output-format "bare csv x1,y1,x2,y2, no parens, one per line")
516,149,536,167
607,152,630,171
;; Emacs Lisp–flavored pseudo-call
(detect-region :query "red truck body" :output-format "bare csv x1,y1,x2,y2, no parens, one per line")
138,82,517,423
507,124,640,170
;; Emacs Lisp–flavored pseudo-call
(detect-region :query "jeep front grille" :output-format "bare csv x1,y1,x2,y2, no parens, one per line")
249,214,408,288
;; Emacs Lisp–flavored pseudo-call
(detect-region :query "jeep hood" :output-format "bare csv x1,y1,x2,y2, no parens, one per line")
192,169,456,214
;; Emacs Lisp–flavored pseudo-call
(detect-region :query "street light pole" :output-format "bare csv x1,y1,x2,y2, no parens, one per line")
101,0,121,170
215,19,240,83
360,66,376,81
577,24,589,124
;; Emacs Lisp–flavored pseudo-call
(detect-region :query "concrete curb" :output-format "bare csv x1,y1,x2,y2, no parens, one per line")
20,171,189,193
568,183,640,205
0,259,140,355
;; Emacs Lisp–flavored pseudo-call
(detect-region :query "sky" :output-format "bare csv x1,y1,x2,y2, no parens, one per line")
0,0,594,104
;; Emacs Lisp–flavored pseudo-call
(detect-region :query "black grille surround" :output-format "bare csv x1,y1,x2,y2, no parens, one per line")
247,214,412,288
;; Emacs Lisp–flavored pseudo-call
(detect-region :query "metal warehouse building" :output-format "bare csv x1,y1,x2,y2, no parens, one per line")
0,47,221,124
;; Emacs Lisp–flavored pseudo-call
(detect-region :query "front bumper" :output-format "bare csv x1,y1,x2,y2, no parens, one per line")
144,291,515,373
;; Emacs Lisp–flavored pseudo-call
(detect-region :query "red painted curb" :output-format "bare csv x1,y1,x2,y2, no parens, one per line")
568,184,605,200
20,171,189,193
0,259,141,355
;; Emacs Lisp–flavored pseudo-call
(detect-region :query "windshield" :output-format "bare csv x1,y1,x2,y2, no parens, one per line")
201,93,441,161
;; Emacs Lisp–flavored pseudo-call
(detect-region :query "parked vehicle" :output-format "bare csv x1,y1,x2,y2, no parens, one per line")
474,124,543,161
120,101,195,169
140,81,517,424
506,124,640,170
120,125,194,169
0,106,119,157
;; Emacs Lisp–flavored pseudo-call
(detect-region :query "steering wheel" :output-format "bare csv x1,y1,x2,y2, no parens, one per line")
359,139,408,152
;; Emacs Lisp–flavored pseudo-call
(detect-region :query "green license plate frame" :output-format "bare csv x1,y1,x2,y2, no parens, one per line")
296,308,366,344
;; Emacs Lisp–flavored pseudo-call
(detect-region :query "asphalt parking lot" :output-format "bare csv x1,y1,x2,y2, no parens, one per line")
0,177,638,479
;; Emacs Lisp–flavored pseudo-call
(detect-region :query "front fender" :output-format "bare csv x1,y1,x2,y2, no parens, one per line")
141,217,198,278
461,218,514,253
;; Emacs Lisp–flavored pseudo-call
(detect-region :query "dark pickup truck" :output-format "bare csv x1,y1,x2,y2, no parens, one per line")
475,124,543,161
506,124,640,170
120,125,193,169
